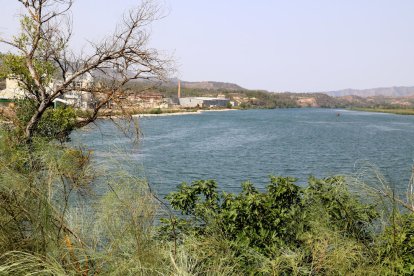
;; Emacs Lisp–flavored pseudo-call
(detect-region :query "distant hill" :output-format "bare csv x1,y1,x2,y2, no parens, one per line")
126,77,414,108
327,86,414,98
182,81,245,90
168,79,245,91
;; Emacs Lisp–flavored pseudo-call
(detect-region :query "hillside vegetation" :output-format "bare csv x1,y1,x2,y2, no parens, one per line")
126,80,414,110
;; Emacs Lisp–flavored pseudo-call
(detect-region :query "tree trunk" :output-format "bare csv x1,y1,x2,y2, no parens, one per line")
25,101,50,142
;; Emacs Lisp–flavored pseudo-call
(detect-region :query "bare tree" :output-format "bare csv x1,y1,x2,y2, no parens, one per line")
1,0,172,141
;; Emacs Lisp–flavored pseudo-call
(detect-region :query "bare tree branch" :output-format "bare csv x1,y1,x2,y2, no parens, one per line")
1,0,173,141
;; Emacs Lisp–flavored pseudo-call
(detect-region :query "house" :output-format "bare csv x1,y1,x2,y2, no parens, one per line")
55,72,94,109
0,78,27,102
0,73,94,109
0,71,175,110
0,68,105,110
125,92,171,109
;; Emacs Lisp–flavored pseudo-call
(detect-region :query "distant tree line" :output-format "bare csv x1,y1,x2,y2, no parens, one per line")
125,81,414,110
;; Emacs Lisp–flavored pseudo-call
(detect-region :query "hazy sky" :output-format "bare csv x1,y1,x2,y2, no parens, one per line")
1,0,413,92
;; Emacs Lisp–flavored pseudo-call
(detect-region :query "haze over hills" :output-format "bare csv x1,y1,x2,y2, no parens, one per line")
168,79,245,91
168,79,414,98
182,81,245,91
326,86,414,98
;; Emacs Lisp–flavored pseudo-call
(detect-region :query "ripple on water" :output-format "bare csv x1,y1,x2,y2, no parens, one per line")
70,109,414,197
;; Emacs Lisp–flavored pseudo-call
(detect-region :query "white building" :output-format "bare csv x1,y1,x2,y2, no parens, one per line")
0,78,27,101
55,72,94,109
179,97,230,108
0,72,96,109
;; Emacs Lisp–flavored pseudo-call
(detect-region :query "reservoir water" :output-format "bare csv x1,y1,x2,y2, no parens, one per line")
71,108,414,197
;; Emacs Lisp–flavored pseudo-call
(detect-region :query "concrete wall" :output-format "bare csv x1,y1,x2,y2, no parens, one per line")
202,99,230,107
179,97,230,108
0,79,26,100
179,97,205,108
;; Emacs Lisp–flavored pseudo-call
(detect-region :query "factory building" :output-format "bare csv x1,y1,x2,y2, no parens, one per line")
179,97,230,108
176,80,231,108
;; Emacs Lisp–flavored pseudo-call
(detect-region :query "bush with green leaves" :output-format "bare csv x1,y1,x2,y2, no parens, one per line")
162,176,379,254
14,99,77,142
149,107,163,114
160,175,392,274
378,212,414,274
0,53,55,93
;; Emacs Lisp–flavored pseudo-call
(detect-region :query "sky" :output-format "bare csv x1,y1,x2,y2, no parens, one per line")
0,0,413,92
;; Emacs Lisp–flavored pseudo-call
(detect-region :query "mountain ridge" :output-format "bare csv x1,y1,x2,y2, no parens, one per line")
167,79,414,98
327,86,414,98
167,79,245,91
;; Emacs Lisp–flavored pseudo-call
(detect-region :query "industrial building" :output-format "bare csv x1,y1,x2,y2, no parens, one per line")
178,97,230,108
175,79,232,108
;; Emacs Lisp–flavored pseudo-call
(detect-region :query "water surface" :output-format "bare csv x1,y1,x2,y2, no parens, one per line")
71,109,414,197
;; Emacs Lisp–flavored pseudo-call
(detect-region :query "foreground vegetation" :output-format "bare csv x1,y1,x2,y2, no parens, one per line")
1,102,414,274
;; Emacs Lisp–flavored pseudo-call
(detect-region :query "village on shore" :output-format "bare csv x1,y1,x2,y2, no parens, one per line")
0,76,241,117
2,74,414,117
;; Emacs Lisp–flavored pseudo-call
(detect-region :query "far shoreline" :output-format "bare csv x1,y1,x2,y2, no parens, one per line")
92,108,238,120
349,107,414,116
134,108,237,118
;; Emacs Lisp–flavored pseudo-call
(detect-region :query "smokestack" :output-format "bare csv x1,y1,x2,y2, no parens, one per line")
178,79,181,98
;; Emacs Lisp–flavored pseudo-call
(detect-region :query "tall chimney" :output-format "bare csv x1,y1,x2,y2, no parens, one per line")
178,79,181,98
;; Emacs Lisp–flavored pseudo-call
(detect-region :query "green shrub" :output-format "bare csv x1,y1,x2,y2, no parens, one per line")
161,175,394,274
379,212,414,274
149,108,162,114
14,99,77,142
163,177,307,254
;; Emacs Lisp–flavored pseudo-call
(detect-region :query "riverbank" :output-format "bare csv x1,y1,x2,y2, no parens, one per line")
136,108,237,117
350,107,414,115
100,108,237,118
